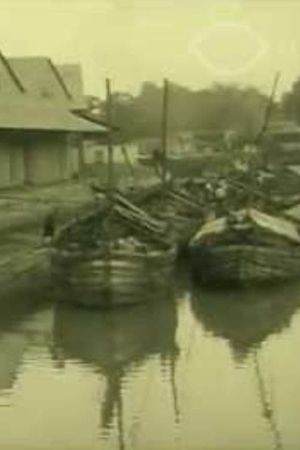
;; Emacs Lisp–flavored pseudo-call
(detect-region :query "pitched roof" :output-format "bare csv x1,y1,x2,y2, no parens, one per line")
0,51,26,98
57,64,84,100
0,99,108,134
8,57,73,103
0,51,108,134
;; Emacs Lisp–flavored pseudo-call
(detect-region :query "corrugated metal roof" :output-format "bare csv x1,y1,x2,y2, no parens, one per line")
0,100,108,134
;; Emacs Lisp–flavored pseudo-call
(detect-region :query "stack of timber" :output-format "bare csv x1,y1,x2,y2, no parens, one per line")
51,193,176,308
135,182,205,253
91,181,205,253
189,208,300,285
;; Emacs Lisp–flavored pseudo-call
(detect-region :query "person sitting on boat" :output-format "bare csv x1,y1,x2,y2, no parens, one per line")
214,179,228,215
204,181,214,202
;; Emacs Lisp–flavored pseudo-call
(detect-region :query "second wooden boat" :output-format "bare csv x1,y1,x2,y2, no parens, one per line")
189,208,300,285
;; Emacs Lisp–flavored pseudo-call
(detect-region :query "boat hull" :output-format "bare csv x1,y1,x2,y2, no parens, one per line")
51,247,176,307
190,244,300,285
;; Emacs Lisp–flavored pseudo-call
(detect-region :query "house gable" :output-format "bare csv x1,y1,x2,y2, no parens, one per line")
8,56,73,104
57,64,84,101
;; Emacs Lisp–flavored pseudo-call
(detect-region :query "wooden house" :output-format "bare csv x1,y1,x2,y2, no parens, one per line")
0,52,108,188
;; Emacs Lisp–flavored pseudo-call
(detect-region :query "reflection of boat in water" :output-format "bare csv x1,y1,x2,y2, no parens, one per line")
52,295,179,449
191,282,299,449
190,282,300,361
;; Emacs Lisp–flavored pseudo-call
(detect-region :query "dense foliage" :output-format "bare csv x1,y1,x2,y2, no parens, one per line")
94,82,270,141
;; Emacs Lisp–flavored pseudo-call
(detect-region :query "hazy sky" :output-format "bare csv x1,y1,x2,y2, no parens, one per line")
1,0,300,98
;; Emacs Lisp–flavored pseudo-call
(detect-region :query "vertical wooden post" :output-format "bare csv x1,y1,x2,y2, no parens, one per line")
104,78,114,306
161,78,169,188
121,144,135,183
106,78,114,203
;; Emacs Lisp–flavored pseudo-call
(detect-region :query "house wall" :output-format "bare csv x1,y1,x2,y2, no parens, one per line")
0,132,84,188
0,138,25,188
82,141,139,166
0,144,11,188
10,146,25,186
24,133,70,185
66,133,80,176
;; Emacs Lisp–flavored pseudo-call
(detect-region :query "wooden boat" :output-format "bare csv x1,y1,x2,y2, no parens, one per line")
51,194,176,308
50,79,177,308
188,207,300,285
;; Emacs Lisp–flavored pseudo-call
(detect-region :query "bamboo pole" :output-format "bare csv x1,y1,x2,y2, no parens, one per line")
121,144,135,182
161,78,169,189
255,72,280,145
103,78,114,305
106,78,114,204
248,72,280,207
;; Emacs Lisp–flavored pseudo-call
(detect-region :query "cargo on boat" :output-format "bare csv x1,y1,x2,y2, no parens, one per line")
51,193,176,308
189,208,300,285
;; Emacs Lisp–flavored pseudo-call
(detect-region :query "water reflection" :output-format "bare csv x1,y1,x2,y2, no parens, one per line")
190,282,300,362
190,282,300,450
1,270,300,449
0,288,50,395
52,295,179,449
253,352,283,450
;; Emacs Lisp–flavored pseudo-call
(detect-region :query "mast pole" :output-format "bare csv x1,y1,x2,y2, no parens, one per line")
106,78,114,204
248,72,280,207
255,71,280,145
161,78,169,189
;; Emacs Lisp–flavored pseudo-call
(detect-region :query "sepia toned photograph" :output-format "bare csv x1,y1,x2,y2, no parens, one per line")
0,0,300,449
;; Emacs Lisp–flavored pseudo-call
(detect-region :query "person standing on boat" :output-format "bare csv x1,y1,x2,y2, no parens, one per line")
214,179,228,216
152,148,162,176
42,208,57,245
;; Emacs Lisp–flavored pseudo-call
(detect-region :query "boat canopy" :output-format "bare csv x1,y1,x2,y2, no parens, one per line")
190,208,300,245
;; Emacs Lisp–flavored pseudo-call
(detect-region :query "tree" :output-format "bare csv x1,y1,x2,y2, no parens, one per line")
97,81,269,142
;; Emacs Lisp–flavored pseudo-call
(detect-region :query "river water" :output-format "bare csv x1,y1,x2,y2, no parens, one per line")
1,270,300,450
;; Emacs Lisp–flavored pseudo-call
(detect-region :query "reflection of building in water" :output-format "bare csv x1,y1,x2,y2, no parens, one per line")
52,297,179,450
0,333,27,393
0,297,54,394
190,283,300,362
